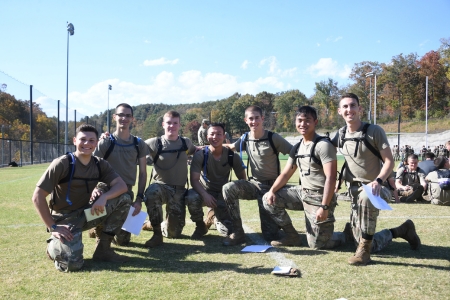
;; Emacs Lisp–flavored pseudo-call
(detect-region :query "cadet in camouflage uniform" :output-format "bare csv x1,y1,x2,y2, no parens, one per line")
263,106,347,249
91,103,149,246
395,154,427,203
222,105,293,245
31,124,131,272
186,123,246,239
143,111,197,248
332,93,421,266
425,156,450,206
197,119,210,146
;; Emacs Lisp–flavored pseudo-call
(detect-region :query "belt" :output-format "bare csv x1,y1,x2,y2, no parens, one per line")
252,179,276,186
302,188,323,194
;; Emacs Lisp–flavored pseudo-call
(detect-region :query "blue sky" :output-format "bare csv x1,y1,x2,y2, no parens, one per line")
1,0,449,118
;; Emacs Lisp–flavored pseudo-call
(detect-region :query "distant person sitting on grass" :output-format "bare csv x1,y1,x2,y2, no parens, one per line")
32,124,131,272
395,154,427,203
418,152,437,176
425,156,450,206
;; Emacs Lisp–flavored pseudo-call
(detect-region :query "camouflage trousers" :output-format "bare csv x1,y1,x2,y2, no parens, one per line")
144,182,186,238
398,183,424,203
223,179,288,241
186,189,233,236
263,186,345,250
348,185,393,253
47,193,131,272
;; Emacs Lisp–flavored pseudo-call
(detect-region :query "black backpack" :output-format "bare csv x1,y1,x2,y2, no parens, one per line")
202,146,235,183
103,134,141,163
239,131,279,179
336,123,383,190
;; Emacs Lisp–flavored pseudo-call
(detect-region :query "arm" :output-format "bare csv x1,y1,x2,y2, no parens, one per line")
265,161,297,205
368,147,395,196
91,176,128,215
316,160,337,222
235,169,246,180
131,156,148,216
223,143,236,151
190,171,217,208
32,187,74,243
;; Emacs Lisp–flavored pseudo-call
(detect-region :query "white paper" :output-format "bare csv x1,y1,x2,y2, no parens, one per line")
121,207,148,235
84,208,107,222
272,266,292,274
241,245,272,252
362,184,393,210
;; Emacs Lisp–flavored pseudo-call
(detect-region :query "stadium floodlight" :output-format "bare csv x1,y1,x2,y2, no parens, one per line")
64,22,74,153
365,72,376,124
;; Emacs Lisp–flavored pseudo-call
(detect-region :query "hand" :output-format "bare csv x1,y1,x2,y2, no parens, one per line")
100,132,111,140
316,207,329,222
265,191,277,205
51,224,74,243
368,181,382,196
202,193,217,208
90,188,103,201
91,195,107,216
131,201,142,216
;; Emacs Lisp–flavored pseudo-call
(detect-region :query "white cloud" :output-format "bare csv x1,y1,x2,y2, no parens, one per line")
307,58,350,78
334,36,343,42
259,56,297,78
317,43,321,47
419,40,428,47
143,57,180,66
144,39,151,44
66,71,287,116
326,36,343,42
241,60,249,70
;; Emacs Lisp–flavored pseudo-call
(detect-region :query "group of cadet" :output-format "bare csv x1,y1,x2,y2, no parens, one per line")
34,93,436,272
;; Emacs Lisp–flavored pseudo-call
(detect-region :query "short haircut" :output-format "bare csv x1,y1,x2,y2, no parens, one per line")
340,92,360,105
164,110,181,121
207,122,225,134
407,153,419,160
434,156,448,169
295,105,318,120
116,103,133,116
75,123,98,139
245,105,263,118
425,152,435,159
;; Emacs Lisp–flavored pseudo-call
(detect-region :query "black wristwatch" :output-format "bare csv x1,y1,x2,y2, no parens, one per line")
376,177,383,184
320,204,329,210
136,193,144,202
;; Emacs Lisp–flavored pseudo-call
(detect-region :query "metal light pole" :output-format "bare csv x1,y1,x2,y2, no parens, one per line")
365,72,373,123
107,85,112,133
64,22,74,153
425,76,429,147
374,74,377,125
1,125,5,167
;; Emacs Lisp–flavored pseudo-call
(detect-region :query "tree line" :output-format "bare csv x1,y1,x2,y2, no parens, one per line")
1,38,449,144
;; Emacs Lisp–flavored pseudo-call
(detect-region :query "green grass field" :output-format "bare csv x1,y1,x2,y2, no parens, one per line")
1,162,449,299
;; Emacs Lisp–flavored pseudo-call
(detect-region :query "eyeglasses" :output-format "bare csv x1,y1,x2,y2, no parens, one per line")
115,113,133,118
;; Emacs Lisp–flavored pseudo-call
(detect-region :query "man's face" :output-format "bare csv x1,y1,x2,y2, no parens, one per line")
295,113,318,136
244,111,264,131
407,157,419,171
338,97,362,123
113,106,133,129
446,144,450,151
207,126,224,147
162,115,180,136
73,131,98,155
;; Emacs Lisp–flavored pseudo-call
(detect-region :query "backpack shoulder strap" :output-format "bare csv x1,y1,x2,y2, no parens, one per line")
153,137,163,165
202,146,210,183
103,135,116,160
134,136,141,160
268,131,280,175
361,124,383,161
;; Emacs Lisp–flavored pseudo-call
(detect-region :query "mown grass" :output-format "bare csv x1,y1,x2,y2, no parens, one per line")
0,162,449,300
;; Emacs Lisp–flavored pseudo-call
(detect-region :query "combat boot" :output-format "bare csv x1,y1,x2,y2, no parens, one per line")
348,238,372,266
223,219,246,246
141,220,153,231
270,223,301,247
204,209,216,230
93,232,129,262
391,219,421,250
343,222,353,243
144,226,163,248
191,221,208,240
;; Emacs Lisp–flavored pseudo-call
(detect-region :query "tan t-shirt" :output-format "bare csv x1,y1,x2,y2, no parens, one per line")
146,136,196,186
233,130,292,182
331,123,389,182
94,133,149,186
427,169,450,203
37,155,119,211
190,147,245,193
396,166,426,186
288,134,336,191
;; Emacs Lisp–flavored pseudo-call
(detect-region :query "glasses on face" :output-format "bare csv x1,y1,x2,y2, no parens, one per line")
115,113,132,118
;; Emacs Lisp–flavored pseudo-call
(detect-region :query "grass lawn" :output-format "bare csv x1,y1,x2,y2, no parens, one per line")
0,162,449,299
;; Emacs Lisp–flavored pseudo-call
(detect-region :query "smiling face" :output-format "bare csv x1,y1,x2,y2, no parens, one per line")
207,125,224,148
338,97,362,124
244,111,264,133
73,131,98,157
114,105,133,130
162,114,181,139
295,113,318,137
